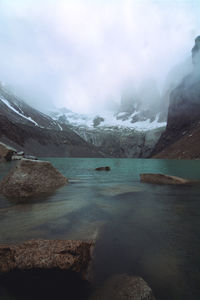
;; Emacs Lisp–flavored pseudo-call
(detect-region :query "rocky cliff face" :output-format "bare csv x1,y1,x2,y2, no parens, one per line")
0,85,103,157
74,127,164,158
151,36,200,158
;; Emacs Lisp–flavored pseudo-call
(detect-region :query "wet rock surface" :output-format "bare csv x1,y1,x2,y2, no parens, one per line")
0,239,94,281
90,274,156,300
0,159,68,198
140,173,195,185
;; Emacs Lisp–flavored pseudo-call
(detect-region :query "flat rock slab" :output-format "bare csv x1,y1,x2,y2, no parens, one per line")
140,173,195,185
0,159,68,198
90,274,155,300
0,239,94,281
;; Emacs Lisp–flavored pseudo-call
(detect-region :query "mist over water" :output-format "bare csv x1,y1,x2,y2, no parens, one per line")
0,0,199,113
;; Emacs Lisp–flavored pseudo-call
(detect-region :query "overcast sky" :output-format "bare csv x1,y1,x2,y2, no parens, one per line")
0,0,199,113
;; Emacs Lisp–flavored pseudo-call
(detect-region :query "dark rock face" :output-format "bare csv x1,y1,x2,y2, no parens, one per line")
0,159,68,198
93,116,105,127
153,122,200,159
90,274,155,300
192,36,200,68
0,239,94,281
140,173,194,185
151,36,200,157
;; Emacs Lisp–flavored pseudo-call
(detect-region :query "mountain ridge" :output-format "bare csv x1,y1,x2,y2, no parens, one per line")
0,85,103,158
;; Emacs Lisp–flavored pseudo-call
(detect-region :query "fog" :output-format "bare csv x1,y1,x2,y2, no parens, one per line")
0,0,199,114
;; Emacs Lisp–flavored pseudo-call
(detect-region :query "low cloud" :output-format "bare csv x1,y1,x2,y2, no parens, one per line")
0,0,199,113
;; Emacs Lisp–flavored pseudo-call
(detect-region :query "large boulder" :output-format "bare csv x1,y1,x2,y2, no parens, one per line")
90,274,155,300
0,239,94,281
0,142,16,162
0,159,68,198
140,173,195,185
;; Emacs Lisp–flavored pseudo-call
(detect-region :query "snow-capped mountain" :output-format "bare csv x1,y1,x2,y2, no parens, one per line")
49,101,166,158
0,84,103,157
49,76,167,136
50,109,166,132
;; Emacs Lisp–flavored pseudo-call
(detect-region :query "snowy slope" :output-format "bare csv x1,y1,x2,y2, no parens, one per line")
0,84,63,131
50,109,166,132
0,97,39,126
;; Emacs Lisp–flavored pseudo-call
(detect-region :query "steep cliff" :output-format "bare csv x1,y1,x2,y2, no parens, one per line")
151,36,200,158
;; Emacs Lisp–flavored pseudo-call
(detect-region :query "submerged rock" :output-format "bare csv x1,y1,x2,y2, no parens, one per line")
90,274,155,300
0,142,16,162
95,166,111,171
140,173,195,185
99,184,142,196
0,159,68,198
0,239,94,281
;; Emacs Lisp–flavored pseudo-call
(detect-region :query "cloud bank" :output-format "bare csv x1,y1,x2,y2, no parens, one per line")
0,0,199,113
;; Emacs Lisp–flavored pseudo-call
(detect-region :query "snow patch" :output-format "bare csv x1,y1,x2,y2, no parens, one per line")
51,109,166,132
57,123,63,131
0,97,39,126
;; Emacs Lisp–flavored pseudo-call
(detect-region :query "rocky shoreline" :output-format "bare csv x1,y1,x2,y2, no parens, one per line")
0,141,37,162
0,239,155,300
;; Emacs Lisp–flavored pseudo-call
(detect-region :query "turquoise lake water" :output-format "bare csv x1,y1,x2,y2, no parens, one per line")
0,158,200,299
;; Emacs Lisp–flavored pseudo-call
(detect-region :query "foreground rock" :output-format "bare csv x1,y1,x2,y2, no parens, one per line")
0,159,68,198
0,239,94,281
95,166,111,171
90,274,155,300
0,142,16,162
140,173,195,185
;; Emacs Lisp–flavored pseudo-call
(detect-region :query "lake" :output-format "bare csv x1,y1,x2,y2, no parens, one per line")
0,158,200,300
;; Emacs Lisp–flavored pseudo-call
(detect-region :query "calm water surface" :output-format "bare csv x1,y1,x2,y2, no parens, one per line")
0,158,200,300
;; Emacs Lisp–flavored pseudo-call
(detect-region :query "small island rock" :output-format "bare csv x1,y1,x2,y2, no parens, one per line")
95,166,111,171
0,159,68,198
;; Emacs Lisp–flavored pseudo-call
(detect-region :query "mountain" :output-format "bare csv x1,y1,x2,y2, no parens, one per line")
0,84,103,157
151,36,200,159
49,88,166,158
